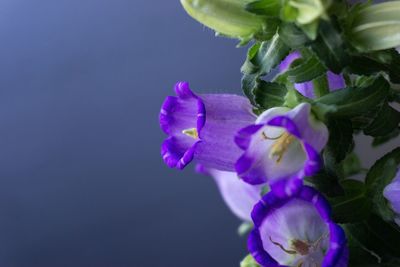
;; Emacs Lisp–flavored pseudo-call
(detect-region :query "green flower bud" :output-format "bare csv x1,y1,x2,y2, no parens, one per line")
348,1,400,52
180,0,267,41
280,0,331,40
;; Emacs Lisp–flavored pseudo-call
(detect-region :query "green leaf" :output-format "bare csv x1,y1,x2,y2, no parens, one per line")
253,80,288,110
280,54,327,83
366,147,400,187
324,118,354,163
348,1,400,52
366,148,400,222
347,50,400,84
342,152,362,177
245,0,281,17
279,22,310,49
240,255,260,267
241,33,290,103
346,215,400,261
330,179,371,223
241,33,290,76
305,151,344,197
310,20,349,73
364,104,400,138
372,128,400,147
314,76,390,118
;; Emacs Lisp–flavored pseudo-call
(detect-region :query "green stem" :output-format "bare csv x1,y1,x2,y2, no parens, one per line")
313,74,329,98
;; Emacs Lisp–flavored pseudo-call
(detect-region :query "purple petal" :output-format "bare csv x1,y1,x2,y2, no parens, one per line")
384,170,400,225
279,51,301,72
161,137,199,169
235,103,327,186
327,71,345,91
198,166,262,221
194,94,256,171
159,82,256,171
249,186,348,267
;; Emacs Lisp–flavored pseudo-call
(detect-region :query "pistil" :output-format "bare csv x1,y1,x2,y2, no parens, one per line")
182,128,199,139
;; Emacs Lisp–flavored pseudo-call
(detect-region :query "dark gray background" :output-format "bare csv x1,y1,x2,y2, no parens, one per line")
0,1,247,266
0,1,397,267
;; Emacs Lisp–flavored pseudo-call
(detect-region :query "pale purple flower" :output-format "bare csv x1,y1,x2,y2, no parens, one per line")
196,164,263,221
235,103,329,189
279,52,346,99
383,169,400,226
160,82,256,171
248,186,348,267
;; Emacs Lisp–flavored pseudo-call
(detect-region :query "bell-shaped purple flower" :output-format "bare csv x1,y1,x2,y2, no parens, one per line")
383,169,400,226
196,164,263,221
248,186,348,267
235,103,328,187
160,82,256,171
279,52,345,99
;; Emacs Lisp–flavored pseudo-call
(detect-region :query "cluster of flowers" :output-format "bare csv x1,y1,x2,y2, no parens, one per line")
158,0,400,266
159,54,350,266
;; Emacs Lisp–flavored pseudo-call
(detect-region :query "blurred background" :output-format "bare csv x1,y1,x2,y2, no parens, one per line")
0,1,397,267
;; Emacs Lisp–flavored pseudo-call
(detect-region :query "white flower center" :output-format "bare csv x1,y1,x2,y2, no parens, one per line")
262,131,296,163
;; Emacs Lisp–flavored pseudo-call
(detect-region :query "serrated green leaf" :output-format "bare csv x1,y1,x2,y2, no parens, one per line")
324,118,354,163
315,76,390,118
253,80,288,110
245,0,281,17
330,179,371,223
279,22,310,48
366,147,400,187
310,20,349,73
347,49,400,84
240,255,260,267
372,128,400,147
241,33,290,76
364,104,400,137
241,33,290,104
346,215,400,261
282,55,327,83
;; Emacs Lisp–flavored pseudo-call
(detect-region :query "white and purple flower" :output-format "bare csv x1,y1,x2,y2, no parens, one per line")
383,169,400,226
160,82,256,171
235,103,329,188
197,165,263,222
248,186,348,267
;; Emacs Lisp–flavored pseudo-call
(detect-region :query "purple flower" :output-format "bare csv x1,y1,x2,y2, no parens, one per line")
196,164,263,221
235,103,328,188
383,169,400,226
160,82,256,171
279,52,345,99
248,186,348,267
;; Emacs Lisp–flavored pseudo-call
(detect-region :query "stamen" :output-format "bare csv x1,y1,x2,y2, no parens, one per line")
269,236,297,255
261,132,280,140
291,239,311,256
182,128,199,139
269,132,296,163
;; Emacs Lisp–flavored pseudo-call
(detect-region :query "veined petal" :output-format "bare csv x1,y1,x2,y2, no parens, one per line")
249,186,348,267
197,165,262,221
160,82,256,171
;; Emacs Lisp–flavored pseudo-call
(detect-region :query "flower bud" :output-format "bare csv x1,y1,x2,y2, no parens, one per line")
180,0,267,41
348,1,400,52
